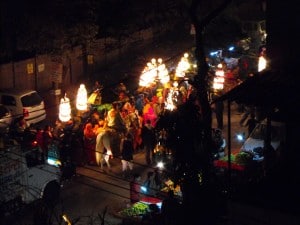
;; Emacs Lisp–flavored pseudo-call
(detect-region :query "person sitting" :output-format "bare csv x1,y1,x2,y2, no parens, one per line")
142,171,158,197
93,81,103,93
105,101,127,134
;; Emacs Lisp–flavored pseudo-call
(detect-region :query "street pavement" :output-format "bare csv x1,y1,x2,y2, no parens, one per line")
10,98,247,225
28,98,246,225
55,100,246,225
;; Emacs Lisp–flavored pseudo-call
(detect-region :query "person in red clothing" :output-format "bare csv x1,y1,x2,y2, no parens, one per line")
42,125,53,161
129,173,141,204
35,127,44,149
83,122,97,165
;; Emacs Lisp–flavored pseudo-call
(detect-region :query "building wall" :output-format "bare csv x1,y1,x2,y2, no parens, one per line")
0,27,166,92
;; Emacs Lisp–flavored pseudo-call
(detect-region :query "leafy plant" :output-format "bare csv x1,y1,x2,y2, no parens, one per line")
235,151,253,165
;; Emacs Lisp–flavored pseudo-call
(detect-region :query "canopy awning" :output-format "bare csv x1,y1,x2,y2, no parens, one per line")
212,69,299,120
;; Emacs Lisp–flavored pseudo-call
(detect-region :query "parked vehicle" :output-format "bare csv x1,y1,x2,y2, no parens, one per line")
0,89,46,125
0,104,12,133
0,144,61,217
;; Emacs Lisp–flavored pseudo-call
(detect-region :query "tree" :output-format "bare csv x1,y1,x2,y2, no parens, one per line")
0,0,99,61
165,1,232,224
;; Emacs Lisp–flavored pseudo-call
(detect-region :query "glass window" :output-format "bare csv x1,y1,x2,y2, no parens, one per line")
1,95,16,106
0,105,9,118
21,92,43,107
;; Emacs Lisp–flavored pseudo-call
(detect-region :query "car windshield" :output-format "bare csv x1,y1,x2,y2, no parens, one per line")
251,124,281,141
21,92,43,107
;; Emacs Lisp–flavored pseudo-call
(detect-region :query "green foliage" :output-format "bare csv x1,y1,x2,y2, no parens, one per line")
220,152,253,165
119,202,149,217
96,103,112,112
220,153,235,162
235,151,253,165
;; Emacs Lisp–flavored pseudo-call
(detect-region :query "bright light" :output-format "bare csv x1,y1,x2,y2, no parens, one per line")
175,53,190,78
213,63,225,90
47,158,61,167
228,46,234,51
59,94,71,122
258,55,267,72
157,63,170,84
139,58,169,87
62,214,71,225
165,89,176,111
139,64,157,87
215,70,224,76
210,51,218,56
76,84,88,111
156,161,164,169
236,133,245,142
213,82,224,90
141,186,147,193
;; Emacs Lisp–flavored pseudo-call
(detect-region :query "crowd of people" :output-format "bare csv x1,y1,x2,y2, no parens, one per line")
8,80,174,176
81,81,175,168
85,81,183,224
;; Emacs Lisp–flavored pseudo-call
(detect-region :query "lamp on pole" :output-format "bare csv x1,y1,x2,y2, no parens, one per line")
175,53,191,78
76,84,88,115
139,57,170,90
59,93,71,122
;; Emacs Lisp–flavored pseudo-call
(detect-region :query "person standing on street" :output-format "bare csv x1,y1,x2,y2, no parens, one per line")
141,119,157,165
211,94,224,130
42,125,53,161
130,173,142,204
214,100,224,130
245,112,258,137
240,104,255,127
120,132,134,178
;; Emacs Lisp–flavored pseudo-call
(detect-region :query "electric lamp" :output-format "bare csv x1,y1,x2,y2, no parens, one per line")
76,84,88,111
59,93,71,122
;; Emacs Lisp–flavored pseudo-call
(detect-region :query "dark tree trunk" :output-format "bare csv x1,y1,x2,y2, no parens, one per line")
180,1,232,224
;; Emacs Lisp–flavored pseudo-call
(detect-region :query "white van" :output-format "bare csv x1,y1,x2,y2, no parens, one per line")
0,89,46,125
240,119,286,160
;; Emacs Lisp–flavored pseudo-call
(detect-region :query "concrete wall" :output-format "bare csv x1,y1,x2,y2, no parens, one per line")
0,48,83,92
